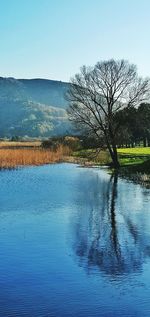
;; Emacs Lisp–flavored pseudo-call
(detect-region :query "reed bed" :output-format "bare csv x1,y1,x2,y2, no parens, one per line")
0,145,71,168
0,141,41,149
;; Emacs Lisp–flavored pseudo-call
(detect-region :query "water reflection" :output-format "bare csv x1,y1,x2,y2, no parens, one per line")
72,169,150,277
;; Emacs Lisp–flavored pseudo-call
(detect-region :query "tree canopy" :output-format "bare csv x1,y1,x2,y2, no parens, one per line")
67,59,150,168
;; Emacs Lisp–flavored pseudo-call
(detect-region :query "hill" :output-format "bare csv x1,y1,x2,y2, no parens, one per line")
0,77,71,138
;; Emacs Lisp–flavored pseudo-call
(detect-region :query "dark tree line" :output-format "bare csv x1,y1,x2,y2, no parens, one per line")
115,103,150,148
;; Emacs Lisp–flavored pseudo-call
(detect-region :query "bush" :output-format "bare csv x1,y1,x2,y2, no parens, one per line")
42,139,59,150
63,136,81,151
42,136,81,152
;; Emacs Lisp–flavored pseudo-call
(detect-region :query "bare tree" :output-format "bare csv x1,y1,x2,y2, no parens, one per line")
67,59,150,168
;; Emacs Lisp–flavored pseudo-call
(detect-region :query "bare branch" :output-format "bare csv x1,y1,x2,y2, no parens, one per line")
67,59,150,168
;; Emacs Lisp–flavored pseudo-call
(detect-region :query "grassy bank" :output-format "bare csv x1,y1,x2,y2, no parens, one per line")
0,142,70,168
73,147,150,166
73,147,150,184
118,159,150,184
118,147,150,165
117,147,150,184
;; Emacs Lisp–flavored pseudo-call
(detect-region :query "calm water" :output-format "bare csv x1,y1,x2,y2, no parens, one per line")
0,163,150,317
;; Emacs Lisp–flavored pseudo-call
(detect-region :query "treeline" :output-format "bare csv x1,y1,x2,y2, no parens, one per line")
9,102,146,152
75,103,150,150
41,103,150,151
115,103,150,148
76,103,150,150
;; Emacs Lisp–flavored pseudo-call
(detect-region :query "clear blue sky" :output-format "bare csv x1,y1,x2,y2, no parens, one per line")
0,0,150,81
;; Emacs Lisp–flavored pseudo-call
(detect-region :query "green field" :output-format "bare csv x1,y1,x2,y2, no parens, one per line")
117,147,150,167
118,147,150,156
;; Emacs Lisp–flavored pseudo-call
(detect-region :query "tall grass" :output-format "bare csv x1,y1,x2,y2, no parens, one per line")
0,145,71,168
0,141,41,148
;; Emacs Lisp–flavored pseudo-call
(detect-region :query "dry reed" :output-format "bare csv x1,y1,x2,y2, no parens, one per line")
0,141,41,149
0,145,71,168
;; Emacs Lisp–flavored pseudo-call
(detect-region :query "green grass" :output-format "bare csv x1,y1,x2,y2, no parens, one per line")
118,147,150,156
117,147,150,166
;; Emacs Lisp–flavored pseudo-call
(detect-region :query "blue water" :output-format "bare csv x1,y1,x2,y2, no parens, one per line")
0,163,150,317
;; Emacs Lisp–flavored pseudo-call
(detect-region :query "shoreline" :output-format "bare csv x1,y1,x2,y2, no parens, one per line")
0,142,149,186
0,154,149,187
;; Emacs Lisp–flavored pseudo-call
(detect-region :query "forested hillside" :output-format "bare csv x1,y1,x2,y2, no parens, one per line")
0,77,71,138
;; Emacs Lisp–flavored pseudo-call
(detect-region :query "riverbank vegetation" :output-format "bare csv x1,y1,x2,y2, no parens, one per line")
0,139,150,185
72,146,150,184
0,142,70,168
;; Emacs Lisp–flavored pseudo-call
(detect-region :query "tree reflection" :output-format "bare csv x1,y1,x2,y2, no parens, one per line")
72,170,150,276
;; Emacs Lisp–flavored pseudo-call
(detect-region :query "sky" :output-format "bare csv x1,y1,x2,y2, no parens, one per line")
0,0,150,81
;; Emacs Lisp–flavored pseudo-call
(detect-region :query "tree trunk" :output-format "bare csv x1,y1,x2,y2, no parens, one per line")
106,139,120,168
111,145,120,169
143,137,147,147
104,127,120,169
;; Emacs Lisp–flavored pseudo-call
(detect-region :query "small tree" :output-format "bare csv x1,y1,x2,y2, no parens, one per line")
67,59,150,168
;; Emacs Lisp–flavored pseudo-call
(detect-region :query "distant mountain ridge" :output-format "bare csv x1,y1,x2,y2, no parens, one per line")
0,77,71,138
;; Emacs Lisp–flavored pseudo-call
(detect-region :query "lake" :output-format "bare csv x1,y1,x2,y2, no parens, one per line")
0,163,150,317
